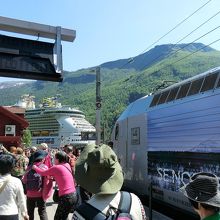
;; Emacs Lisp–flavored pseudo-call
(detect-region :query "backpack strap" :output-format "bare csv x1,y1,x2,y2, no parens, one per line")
0,176,10,194
75,191,132,220
76,202,106,220
117,191,132,218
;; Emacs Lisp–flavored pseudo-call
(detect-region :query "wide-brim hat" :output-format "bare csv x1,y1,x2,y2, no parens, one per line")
180,172,220,207
75,144,123,195
33,150,48,161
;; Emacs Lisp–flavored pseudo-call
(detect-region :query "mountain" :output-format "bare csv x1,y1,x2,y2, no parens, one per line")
100,43,216,70
0,43,219,140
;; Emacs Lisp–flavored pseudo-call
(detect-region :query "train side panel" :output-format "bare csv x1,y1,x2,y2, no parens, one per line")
112,67,220,215
112,96,151,195
148,89,220,212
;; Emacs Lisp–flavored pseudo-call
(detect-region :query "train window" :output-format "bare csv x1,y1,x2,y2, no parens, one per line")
157,90,170,104
187,78,204,96
115,124,119,140
216,72,220,88
166,87,179,102
131,127,140,145
201,73,218,92
176,82,191,99
150,93,161,107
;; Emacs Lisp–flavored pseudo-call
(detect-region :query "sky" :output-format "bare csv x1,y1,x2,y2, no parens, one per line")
0,0,220,82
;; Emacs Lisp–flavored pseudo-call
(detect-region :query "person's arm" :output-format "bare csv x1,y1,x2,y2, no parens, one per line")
33,165,56,176
16,179,29,220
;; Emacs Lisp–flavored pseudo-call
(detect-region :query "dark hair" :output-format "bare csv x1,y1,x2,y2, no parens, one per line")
34,158,44,162
189,199,220,212
108,141,113,149
0,154,16,175
64,145,73,154
189,199,199,210
55,151,69,163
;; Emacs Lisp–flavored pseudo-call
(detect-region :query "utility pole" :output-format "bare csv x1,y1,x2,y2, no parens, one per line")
95,67,101,145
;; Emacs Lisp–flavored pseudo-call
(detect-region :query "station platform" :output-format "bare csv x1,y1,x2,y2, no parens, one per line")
32,198,173,220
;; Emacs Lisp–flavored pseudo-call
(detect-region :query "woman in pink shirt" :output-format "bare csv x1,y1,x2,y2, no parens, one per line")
33,151,77,220
23,150,53,220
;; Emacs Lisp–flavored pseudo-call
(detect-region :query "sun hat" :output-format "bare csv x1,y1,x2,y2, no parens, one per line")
33,150,48,162
75,144,123,195
180,172,220,207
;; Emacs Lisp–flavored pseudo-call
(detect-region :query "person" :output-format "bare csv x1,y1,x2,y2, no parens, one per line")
107,141,113,149
72,144,147,220
181,172,220,220
28,146,37,166
11,147,27,179
23,150,53,220
33,151,78,220
0,154,29,220
9,146,17,154
63,144,77,171
37,143,52,168
63,145,90,203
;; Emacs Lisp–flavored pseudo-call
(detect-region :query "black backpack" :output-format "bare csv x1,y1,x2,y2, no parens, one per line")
73,191,132,220
26,169,43,191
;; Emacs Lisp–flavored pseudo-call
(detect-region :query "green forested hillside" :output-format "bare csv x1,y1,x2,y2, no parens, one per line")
0,44,220,141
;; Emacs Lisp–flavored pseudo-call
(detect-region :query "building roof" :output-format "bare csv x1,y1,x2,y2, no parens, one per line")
4,106,26,114
0,106,29,128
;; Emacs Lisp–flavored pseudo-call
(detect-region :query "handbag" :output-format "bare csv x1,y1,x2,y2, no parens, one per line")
53,187,59,203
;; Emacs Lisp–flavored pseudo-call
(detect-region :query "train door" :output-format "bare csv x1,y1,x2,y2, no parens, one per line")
125,112,148,194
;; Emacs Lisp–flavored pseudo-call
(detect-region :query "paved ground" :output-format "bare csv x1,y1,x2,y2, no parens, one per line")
31,198,172,220
34,198,72,220
20,186,172,220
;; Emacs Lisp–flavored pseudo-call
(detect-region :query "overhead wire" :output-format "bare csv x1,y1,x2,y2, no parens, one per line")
166,25,220,57
120,0,213,69
173,9,220,46
153,38,220,73
138,0,213,55
140,7,220,71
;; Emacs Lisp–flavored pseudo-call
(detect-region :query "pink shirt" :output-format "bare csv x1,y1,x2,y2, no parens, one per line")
35,163,75,196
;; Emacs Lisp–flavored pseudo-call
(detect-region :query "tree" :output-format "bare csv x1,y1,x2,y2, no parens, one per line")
21,129,32,148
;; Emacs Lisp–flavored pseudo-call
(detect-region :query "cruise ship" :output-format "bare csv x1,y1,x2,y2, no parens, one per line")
18,95,96,148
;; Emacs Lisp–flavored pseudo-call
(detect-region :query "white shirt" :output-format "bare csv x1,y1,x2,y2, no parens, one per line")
0,174,27,216
73,191,147,220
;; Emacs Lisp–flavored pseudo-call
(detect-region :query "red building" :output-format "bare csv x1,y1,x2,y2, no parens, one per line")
0,106,29,148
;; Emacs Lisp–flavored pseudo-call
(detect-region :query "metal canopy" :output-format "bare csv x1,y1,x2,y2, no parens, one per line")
0,16,76,82
0,16,76,42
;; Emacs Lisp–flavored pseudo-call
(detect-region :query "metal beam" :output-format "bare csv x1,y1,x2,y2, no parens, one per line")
0,16,76,42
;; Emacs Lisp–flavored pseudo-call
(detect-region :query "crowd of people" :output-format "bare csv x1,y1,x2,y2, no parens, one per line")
0,143,147,220
0,142,220,220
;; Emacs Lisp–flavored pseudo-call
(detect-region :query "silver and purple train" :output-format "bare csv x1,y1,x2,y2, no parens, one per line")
111,66,220,214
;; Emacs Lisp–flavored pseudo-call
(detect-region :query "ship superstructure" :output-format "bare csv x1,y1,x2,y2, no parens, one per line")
19,95,96,148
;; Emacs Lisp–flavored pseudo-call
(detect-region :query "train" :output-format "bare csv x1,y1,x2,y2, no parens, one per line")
111,66,220,216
